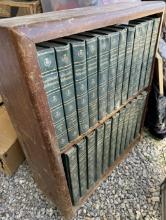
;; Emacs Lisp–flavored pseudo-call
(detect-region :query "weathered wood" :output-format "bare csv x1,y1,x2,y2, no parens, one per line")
0,2,164,219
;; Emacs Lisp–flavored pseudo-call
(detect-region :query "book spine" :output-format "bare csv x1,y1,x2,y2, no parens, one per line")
37,48,69,149
102,119,112,173
55,45,79,141
144,17,161,88
139,20,153,91
128,24,140,98
109,113,119,165
120,104,131,154
77,139,87,196
62,147,80,205
115,108,126,159
107,32,119,114
121,26,135,104
86,38,98,127
132,22,148,95
71,41,89,134
87,131,96,189
129,98,138,143
114,29,127,109
97,35,110,120
135,92,147,137
96,124,104,180
125,100,137,148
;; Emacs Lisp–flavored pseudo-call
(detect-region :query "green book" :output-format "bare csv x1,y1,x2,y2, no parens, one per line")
87,131,96,189
62,147,80,205
119,25,135,104
135,91,147,137
94,28,119,114
129,20,148,95
125,99,137,148
127,23,141,98
144,17,161,88
109,112,119,165
120,104,131,154
138,19,154,91
37,46,69,149
102,119,112,173
56,38,89,134
76,139,87,197
106,26,127,109
39,41,79,142
115,108,126,159
86,30,110,120
70,34,98,127
96,124,105,180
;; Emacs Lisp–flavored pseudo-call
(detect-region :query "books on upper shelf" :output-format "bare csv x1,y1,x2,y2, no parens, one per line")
36,16,160,150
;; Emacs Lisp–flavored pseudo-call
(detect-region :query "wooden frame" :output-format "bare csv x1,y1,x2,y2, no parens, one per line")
0,2,164,219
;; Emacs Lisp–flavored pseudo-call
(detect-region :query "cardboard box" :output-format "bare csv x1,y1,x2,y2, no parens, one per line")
0,106,24,175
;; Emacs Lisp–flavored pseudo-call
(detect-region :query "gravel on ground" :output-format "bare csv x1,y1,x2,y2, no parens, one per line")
0,131,166,220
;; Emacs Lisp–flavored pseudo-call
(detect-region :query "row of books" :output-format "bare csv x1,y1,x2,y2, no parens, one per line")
37,16,160,149
62,92,147,205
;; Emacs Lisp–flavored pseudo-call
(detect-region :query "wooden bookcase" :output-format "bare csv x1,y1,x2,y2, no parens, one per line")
0,2,164,219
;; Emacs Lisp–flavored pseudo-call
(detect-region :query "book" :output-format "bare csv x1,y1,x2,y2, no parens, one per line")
56,38,89,134
86,30,110,120
115,107,126,159
135,91,147,137
120,104,131,154
125,99,137,148
39,41,79,142
106,26,127,109
69,34,98,127
62,147,80,205
144,17,161,88
87,131,96,189
138,19,154,91
76,139,87,196
109,112,119,165
96,124,105,180
94,28,119,114
119,25,135,104
129,20,148,95
102,118,112,173
37,46,69,149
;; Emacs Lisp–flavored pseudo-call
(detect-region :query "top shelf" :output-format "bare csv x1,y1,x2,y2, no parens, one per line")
0,1,164,43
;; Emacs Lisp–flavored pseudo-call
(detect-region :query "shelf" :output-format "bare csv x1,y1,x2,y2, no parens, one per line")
60,87,148,154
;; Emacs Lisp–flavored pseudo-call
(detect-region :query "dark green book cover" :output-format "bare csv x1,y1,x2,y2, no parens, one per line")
129,20,148,95
138,19,154,91
87,131,96,189
107,26,127,109
144,17,161,88
76,139,87,197
115,107,126,159
109,112,119,165
39,41,79,142
56,38,89,134
96,124,105,180
62,147,80,205
37,46,69,149
120,104,131,154
102,119,112,173
125,99,137,148
119,25,135,104
86,30,110,120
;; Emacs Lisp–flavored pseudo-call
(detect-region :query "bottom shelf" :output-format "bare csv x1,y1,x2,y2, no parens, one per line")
75,134,142,210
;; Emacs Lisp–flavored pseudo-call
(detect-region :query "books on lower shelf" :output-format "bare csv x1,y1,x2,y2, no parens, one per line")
62,92,148,205
36,16,160,150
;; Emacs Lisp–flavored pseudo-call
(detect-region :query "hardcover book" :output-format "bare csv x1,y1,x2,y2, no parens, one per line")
37,46,69,149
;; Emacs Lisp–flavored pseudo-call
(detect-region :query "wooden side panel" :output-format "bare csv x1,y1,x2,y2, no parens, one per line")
0,28,73,219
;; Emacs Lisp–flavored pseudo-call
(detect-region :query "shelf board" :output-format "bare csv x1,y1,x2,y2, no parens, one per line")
60,88,148,154
0,1,164,43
